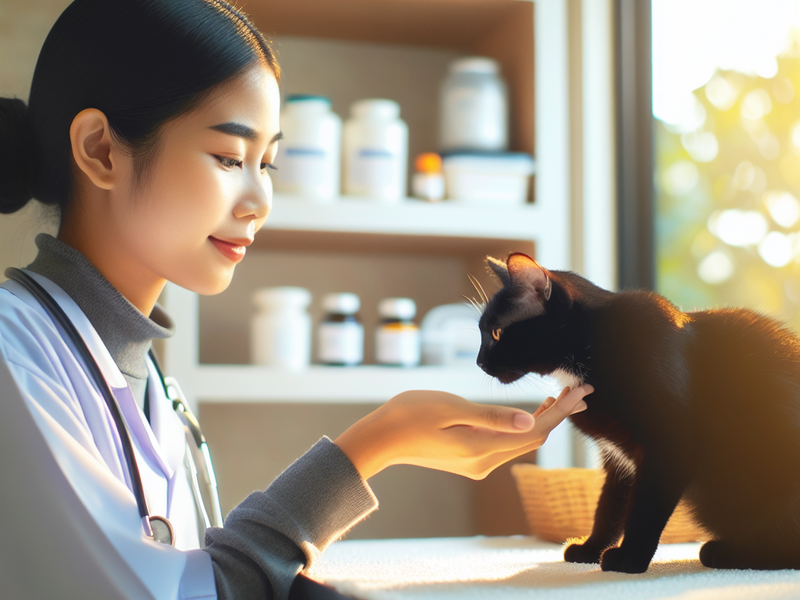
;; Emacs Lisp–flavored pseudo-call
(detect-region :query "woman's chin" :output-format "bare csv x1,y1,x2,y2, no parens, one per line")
174,268,235,296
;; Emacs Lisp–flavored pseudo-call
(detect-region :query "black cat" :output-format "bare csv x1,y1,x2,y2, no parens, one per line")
476,252,800,573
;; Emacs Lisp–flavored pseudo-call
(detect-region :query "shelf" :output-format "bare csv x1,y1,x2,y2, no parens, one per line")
248,0,532,50
259,195,540,255
190,364,554,405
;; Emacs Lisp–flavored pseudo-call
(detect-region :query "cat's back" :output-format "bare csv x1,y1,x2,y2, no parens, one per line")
688,307,800,377
683,307,800,467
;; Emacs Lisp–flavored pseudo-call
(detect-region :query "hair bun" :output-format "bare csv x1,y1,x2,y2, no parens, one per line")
0,97,35,214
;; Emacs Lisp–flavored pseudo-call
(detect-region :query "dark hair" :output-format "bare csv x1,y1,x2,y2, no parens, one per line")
0,0,279,216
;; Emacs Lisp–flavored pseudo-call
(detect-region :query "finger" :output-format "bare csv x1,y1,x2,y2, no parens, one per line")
446,401,536,433
532,394,557,418
534,385,594,432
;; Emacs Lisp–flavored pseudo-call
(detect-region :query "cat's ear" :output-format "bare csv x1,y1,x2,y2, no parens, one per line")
507,253,552,301
486,256,511,287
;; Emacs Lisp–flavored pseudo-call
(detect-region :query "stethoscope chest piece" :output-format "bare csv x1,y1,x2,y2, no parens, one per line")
149,515,176,546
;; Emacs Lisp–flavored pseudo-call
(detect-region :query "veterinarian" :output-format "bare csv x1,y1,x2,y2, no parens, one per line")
0,1,592,598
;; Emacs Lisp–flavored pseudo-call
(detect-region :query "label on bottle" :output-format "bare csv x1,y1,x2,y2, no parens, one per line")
318,321,364,365
375,323,420,367
279,147,328,185
442,86,506,150
348,148,400,197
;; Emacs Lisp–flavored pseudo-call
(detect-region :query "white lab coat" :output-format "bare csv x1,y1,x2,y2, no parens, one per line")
0,271,217,599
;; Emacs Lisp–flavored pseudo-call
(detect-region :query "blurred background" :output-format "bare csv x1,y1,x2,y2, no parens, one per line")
653,0,800,331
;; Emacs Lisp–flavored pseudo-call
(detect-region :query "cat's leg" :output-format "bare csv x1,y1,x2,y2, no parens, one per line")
564,465,634,564
599,458,684,574
700,538,800,570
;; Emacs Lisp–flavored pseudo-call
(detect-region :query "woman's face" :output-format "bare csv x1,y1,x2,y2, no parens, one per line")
115,65,281,296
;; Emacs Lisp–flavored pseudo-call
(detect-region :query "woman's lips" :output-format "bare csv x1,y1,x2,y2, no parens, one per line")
209,236,248,263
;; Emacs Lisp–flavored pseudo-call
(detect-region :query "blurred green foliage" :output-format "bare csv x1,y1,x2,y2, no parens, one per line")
655,35,800,332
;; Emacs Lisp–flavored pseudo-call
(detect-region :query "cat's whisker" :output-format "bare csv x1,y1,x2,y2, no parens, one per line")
467,273,489,308
476,278,490,306
463,295,484,315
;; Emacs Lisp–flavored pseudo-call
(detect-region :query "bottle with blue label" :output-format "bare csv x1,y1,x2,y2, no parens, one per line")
343,99,408,203
272,94,341,202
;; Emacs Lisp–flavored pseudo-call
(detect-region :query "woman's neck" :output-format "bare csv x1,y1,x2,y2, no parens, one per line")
58,206,165,316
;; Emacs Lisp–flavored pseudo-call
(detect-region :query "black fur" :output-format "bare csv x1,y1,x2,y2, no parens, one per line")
477,253,800,573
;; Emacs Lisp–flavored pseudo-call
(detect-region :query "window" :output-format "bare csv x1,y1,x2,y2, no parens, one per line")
653,0,800,328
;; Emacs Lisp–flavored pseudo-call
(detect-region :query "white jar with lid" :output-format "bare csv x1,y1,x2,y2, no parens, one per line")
273,95,341,202
343,99,408,203
440,57,508,152
318,293,364,366
375,298,421,367
251,287,312,370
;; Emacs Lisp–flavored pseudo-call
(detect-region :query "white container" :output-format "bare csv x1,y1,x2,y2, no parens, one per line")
440,57,508,152
420,303,481,366
273,95,341,202
375,298,420,367
343,99,408,203
443,152,535,205
251,287,312,370
318,293,364,366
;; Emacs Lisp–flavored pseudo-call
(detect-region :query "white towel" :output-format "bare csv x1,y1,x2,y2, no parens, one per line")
309,536,800,600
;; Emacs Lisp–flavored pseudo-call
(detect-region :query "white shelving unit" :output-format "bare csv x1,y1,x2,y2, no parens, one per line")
161,0,617,469
163,195,566,408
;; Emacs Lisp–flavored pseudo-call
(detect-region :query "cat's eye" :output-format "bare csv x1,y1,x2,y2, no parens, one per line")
492,328,502,341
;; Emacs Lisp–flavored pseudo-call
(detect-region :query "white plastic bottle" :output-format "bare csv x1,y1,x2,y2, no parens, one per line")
317,293,364,366
272,95,341,202
250,287,312,370
375,298,421,367
440,57,508,152
343,99,408,203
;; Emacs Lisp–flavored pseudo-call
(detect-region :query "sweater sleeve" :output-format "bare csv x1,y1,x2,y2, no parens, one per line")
203,437,378,600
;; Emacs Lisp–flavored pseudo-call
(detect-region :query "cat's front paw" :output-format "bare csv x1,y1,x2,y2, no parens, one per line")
564,541,603,564
600,547,651,573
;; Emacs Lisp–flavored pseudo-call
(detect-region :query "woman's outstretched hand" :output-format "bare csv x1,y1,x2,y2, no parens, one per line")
334,386,593,480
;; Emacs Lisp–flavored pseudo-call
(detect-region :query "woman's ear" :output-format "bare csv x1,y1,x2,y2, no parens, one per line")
69,108,118,191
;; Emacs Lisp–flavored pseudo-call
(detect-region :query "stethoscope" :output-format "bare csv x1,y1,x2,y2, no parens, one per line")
5,267,223,546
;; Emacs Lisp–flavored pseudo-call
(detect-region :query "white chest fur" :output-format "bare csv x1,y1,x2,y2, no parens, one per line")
550,367,584,390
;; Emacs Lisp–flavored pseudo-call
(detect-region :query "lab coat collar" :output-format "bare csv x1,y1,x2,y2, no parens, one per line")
19,271,175,481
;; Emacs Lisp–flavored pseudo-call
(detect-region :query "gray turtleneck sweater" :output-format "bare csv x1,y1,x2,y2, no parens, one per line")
27,233,172,409
26,234,378,599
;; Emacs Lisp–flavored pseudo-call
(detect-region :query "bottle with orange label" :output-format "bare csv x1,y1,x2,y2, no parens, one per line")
412,153,445,202
375,298,421,367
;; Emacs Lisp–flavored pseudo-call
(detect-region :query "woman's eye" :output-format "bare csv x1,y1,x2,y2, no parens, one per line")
261,162,278,173
214,155,242,169
491,328,502,341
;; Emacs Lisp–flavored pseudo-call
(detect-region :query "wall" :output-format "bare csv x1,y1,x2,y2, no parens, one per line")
0,0,67,271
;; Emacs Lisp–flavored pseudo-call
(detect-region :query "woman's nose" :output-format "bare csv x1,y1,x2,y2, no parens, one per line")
235,171,272,221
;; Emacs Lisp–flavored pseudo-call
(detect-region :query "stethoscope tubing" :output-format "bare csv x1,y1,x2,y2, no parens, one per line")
5,267,158,539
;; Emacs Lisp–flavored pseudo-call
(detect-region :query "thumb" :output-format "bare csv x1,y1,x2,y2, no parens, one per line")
535,385,594,432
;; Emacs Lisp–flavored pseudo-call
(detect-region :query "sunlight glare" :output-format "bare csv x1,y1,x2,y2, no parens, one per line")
663,160,700,196
758,231,794,267
653,0,800,130
705,73,740,110
681,131,719,162
697,250,735,284
741,88,773,120
763,190,800,227
708,209,769,247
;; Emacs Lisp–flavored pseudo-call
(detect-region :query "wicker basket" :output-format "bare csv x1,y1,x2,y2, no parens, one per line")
511,463,708,544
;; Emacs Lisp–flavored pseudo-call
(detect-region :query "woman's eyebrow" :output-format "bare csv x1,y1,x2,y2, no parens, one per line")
209,122,283,144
